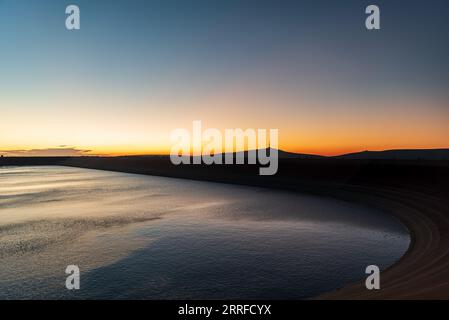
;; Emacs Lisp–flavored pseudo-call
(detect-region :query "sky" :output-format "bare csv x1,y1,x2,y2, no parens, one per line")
1,0,448,156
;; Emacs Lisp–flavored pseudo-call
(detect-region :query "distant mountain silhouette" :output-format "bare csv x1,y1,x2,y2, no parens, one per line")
225,148,449,160
335,148,449,160
1,148,448,161
220,148,325,159
218,148,449,160
276,149,325,159
114,148,449,160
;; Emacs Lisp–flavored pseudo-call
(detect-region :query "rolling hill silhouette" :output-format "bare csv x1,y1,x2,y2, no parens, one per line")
335,148,449,160
210,148,449,160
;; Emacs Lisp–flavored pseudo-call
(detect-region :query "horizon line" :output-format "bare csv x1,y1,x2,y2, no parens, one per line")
2,147,449,158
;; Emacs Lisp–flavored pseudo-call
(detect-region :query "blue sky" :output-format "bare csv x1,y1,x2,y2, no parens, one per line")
1,0,448,155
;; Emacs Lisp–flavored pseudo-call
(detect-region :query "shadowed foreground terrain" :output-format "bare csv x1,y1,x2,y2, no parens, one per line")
1,155,449,299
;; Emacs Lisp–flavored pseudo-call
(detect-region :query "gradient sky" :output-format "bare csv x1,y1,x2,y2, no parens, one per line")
1,0,448,156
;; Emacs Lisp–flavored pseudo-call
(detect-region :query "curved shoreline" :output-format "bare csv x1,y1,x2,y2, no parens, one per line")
59,166,449,299
2,157,449,299
316,185,449,299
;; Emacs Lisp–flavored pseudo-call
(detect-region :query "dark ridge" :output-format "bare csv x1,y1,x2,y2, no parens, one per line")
1,153,448,199
336,148,449,160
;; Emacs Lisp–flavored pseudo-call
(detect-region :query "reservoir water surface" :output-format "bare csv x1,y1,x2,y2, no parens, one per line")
0,166,409,299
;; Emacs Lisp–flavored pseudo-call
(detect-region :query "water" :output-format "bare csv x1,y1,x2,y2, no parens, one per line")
0,166,409,299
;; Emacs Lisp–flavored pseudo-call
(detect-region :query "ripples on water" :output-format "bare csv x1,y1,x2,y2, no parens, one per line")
0,166,410,299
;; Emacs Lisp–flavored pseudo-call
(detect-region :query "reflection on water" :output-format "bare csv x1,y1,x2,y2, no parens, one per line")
0,166,409,299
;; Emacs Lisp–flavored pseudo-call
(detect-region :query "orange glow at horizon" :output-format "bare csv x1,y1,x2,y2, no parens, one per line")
1,82,448,157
